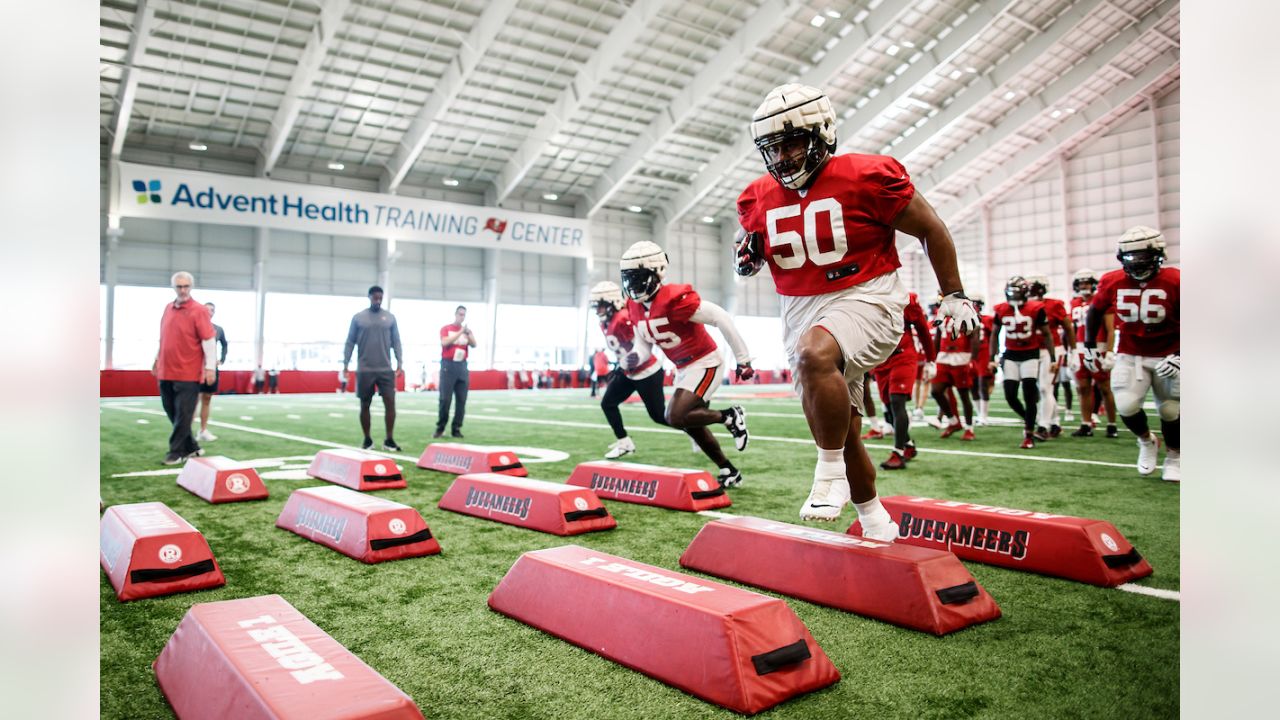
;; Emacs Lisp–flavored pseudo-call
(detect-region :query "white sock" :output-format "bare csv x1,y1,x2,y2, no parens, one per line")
853,496,892,526
816,447,844,479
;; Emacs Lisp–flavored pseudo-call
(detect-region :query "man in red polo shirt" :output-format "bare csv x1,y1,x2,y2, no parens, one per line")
435,305,477,438
152,271,216,465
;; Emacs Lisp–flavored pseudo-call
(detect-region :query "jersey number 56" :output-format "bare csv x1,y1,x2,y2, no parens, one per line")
1115,288,1167,324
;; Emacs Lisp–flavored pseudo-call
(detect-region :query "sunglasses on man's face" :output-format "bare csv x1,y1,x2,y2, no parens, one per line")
175,284,191,289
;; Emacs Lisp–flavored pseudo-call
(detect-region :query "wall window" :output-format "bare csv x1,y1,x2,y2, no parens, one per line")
493,304,583,369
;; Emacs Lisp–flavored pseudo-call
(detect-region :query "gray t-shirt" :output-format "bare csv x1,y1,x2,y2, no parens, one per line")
344,308,403,372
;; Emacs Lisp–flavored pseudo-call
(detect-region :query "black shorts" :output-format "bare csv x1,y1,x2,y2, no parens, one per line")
198,369,220,394
356,370,396,401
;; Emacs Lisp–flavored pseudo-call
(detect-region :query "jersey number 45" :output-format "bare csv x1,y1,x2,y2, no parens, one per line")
636,318,682,349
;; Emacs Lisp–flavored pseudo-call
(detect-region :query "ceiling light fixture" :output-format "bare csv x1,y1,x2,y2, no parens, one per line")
701,215,716,223
886,44,900,56
542,192,558,201
442,178,459,186
825,9,841,18
810,15,826,27
327,162,345,170
628,205,643,213
188,142,207,151
1003,90,1017,100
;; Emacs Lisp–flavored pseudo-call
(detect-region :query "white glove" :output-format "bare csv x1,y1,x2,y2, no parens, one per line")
1068,351,1081,374
937,292,979,339
923,362,937,381
1101,351,1116,371
1081,346,1100,373
1155,354,1180,378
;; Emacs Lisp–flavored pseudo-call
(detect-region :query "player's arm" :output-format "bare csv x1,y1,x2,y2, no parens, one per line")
217,327,228,365
910,310,936,362
391,318,403,373
690,300,754,379
989,320,1002,360
1036,312,1055,364
465,327,477,348
440,326,464,346
343,317,358,371
1059,314,1077,351
892,194,963,296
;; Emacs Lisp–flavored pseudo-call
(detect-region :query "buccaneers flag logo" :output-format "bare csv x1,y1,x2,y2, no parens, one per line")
484,217,508,238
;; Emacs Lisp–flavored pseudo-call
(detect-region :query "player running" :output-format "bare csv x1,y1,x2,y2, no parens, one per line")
873,292,936,469
990,276,1056,448
588,281,667,460
619,241,754,488
1068,269,1119,438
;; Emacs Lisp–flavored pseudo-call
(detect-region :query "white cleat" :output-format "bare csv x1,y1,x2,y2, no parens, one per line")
859,520,900,543
1136,434,1161,475
1064,411,1075,423
799,476,851,522
604,436,636,460
197,429,217,442
1161,448,1180,483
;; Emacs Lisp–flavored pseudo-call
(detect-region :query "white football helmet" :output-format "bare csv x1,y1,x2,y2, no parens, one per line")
750,84,837,190
1116,226,1166,281
970,291,986,310
619,241,668,303
1071,269,1099,296
1025,271,1049,298
589,281,625,319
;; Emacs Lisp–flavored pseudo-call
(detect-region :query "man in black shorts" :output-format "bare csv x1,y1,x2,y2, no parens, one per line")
342,286,404,451
196,302,229,442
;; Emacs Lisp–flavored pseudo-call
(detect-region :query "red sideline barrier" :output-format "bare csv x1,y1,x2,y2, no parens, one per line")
100,502,226,601
307,449,406,491
154,594,425,720
680,516,1000,635
416,443,527,477
176,456,268,503
438,473,615,536
565,460,731,512
276,486,441,563
848,496,1154,587
489,545,839,715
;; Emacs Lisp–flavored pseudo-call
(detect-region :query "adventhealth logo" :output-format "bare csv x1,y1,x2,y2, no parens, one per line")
133,179,162,204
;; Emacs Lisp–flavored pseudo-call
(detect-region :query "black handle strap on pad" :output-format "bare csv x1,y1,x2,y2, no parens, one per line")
752,639,811,676
935,581,980,605
564,507,609,522
491,463,524,473
369,528,433,550
131,558,216,584
362,473,404,483
690,488,726,500
1102,548,1143,568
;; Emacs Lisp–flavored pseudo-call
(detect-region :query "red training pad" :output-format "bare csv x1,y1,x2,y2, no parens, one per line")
307,449,406,491
565,460,731,512
438,473,615,536
176,455,269,503
100,502,226,602
488,545,839,715
276,486,441,563
416,442,527,477
848,495,1153,587
154,594,424,720
680,516,1000,635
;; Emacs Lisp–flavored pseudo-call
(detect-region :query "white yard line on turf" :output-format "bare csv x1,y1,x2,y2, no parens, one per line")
101,406,420,463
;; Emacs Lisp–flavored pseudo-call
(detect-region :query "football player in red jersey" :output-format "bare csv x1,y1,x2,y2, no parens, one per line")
620,241,755,489
735,84,978,533
990,276,1057,448
1084,226,1180,481
588,281,667,460
872,293,936,469
1027,273,1076,438
1068,269,1119,438
970,293,996,426
931,313,980,441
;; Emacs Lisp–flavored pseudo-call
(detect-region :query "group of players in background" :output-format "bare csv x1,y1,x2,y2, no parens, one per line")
584,82,1179,537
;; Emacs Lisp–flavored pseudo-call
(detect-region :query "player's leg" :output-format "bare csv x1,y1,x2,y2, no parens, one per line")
1099,375,1119,436
356,372,375,448
930,377,954,430
451,367,468,436
159,380,183,463
1060,375,1074,422
843,409,900,541
958,381,975,433
1036,349,1056,437
1110,354,1159,474
198,392,213,437
1150,359,1180,481
670,387,741,486
1073,372,1096,436
435,364,454,437
600,373,637,458
172,381,202,458
666,359,748,450
1001,357,1028,424
379,373,399,450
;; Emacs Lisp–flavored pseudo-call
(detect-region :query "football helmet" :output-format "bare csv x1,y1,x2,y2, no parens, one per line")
1116,225,1166,281
619,241,668,303
1005,276,1030,307
589,280,625,320
751,84,837,190
1071,269,1099,296
1026,272,1049,298
970,291,986,312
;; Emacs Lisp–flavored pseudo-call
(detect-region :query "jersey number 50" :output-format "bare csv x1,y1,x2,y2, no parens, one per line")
765,198,848,269
636,318,682,349
1115,288,1167,324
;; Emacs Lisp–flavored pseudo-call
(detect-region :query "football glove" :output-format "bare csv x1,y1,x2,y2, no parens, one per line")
624,352,641,371
937,291,979,339
735,362,755,381
1068,351,1081,373
1081,346,1100,373
922,362,937,381
734,229,765,277
1101,351,1116,371
1155,354,1180,378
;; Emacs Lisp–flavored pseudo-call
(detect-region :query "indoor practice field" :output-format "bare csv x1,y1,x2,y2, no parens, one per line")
100,384,1178,719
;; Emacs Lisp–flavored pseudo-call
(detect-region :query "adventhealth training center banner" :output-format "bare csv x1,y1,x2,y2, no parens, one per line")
115,162,591,259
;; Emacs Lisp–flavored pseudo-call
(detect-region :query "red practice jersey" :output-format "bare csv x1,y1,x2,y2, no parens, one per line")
626,284,718,369
937,327,977,358
992,300,1048,352
1091,267,1180,357
601,310,659,379
736,153,915,296
891,296,936,361
1039,297,1069,346
973,314,995,367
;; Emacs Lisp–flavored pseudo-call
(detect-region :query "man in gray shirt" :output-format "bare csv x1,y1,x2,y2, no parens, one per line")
343,285,404,451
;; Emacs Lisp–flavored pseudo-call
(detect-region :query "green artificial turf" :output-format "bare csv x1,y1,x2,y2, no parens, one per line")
100,387,1178,719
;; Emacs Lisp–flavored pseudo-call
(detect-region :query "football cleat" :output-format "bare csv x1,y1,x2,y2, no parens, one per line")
859,519,900,543
604,436,636,460
862,427,886,440
1049,424,1062,438
961,428,976,441
880,451,907,470
1137,434,1161,475
432,430,444,439
724,405,749,451
383,439,402,452
162,452,184,466
911,408,925,422
940,421,963,439
1033,427,1050,442
1161,448,1180,483
451,430,464,439
1106,424,1120,438
361,437,374,450
903,443,918,461
717,467,743,489
1071,424,1094,437
1020,434,1036,449
197,429,217,442
1064,411,1075,423
799,476,850,522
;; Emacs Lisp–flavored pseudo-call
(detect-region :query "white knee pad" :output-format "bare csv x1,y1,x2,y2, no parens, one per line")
1157,398,1179,421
